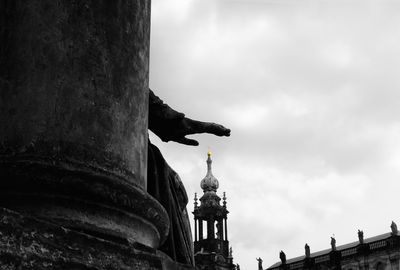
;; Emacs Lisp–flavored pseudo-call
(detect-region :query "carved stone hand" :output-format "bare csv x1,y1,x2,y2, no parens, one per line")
149,89,230,146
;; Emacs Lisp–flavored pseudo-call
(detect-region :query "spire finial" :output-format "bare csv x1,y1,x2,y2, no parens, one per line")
194,193,198,208
206,151,212,173
223,192,227,207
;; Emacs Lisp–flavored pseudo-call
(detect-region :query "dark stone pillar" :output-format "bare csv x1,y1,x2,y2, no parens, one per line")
194,218,198,241
199,220,204,240
0,1,178,268
207,219,215,240
0,0,150,187
225,217,228,241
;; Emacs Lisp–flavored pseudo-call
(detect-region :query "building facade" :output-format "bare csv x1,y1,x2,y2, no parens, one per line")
268,222,400,270
193,153,237,270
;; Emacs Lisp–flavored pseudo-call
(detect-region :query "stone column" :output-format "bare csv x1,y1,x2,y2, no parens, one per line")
208,219,215,240
225,217,228,241
199,220,204,240
0,0,169,257
194,218,198,241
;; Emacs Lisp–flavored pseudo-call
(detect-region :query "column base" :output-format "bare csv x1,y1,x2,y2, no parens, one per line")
0,157,169,249
0,208,194,270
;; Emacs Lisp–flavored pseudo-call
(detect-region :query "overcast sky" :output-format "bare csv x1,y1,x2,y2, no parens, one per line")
149,0,400,269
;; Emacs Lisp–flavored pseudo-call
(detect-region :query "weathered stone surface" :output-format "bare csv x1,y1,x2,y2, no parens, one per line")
0,0,149,187
0,160,170,248
0,208,194,270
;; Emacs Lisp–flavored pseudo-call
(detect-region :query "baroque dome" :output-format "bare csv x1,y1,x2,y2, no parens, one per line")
200,152,219,192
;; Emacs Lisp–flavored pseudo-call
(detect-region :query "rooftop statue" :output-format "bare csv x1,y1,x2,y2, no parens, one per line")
305,243,310,258
331,237,336,251
280,251,286,264
257,257,264,270
390,221,398,235
358,230,364,244
391,221,398,235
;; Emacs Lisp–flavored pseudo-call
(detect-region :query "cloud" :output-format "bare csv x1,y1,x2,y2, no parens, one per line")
150,0,400,268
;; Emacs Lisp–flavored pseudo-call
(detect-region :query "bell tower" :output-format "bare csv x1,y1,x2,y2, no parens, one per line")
193,152,235,270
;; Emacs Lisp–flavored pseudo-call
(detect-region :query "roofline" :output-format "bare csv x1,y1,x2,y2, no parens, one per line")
267,232,399,269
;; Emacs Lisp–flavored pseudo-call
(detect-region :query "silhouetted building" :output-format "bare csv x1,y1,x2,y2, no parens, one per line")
193,153,236,270
268,222,400,270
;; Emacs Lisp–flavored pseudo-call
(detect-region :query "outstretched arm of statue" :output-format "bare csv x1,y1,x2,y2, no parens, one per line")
149,89,231,146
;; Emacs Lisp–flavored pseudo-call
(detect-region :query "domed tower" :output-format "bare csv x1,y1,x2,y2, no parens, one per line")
193,152,235,270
